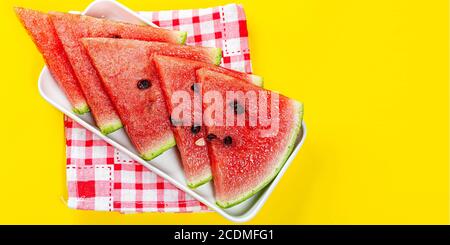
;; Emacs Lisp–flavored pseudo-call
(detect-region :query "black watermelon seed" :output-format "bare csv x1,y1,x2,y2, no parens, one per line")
223,136,232,145
137,79,151,90
191,83,200,93
169,115,183,126
206,134,217,141
111,34,121,38
191,125,201,134
169,116,176,125
229,100,245,115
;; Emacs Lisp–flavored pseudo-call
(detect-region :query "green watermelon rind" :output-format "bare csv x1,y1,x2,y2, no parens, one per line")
141,138,176,161
99,120,123,135
72,103,90,115
249,74,264,87
211,48,223,65
187,174,212,189
216,101,304,209
176,31,188,45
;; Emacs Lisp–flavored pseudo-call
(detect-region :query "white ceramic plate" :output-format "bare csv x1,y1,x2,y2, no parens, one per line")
38,0,307,222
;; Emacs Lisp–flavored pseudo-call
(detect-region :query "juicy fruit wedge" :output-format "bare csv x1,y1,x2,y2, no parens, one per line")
49,12,189,134
154,55,263,188
14,7,88,114
82,38,222,161
196,68,303,208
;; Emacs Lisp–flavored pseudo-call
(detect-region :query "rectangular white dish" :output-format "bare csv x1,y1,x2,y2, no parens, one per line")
38,0,307,222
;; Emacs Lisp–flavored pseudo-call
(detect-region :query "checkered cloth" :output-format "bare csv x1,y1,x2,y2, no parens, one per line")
65,4,253,212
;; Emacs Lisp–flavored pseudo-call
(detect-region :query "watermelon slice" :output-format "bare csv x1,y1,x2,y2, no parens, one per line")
153,55,263,188
49,12,191,134
14,8,88,114
196,68,303,208
82,38,222,161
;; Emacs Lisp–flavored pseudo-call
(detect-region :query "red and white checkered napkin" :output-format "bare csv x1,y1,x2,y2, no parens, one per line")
65,4,253,212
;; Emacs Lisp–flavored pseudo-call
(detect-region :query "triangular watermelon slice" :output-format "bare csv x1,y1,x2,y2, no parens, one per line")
82,38,222,161
49,12,192,134
196,68,303,208
153,55,263,188
14,8,88,114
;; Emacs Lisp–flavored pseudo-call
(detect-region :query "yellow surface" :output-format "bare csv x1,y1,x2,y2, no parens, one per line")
0,0,448,224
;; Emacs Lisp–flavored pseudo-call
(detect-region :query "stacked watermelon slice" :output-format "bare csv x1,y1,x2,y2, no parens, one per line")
16,7,303,208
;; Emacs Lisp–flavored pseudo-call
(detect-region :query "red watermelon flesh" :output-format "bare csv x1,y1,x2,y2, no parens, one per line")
49,12,191,134
14,8,88,114
153,55,263,188
197,68,303,208
82,38,222,161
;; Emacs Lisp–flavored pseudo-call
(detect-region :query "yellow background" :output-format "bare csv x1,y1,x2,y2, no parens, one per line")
0,0,448,224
